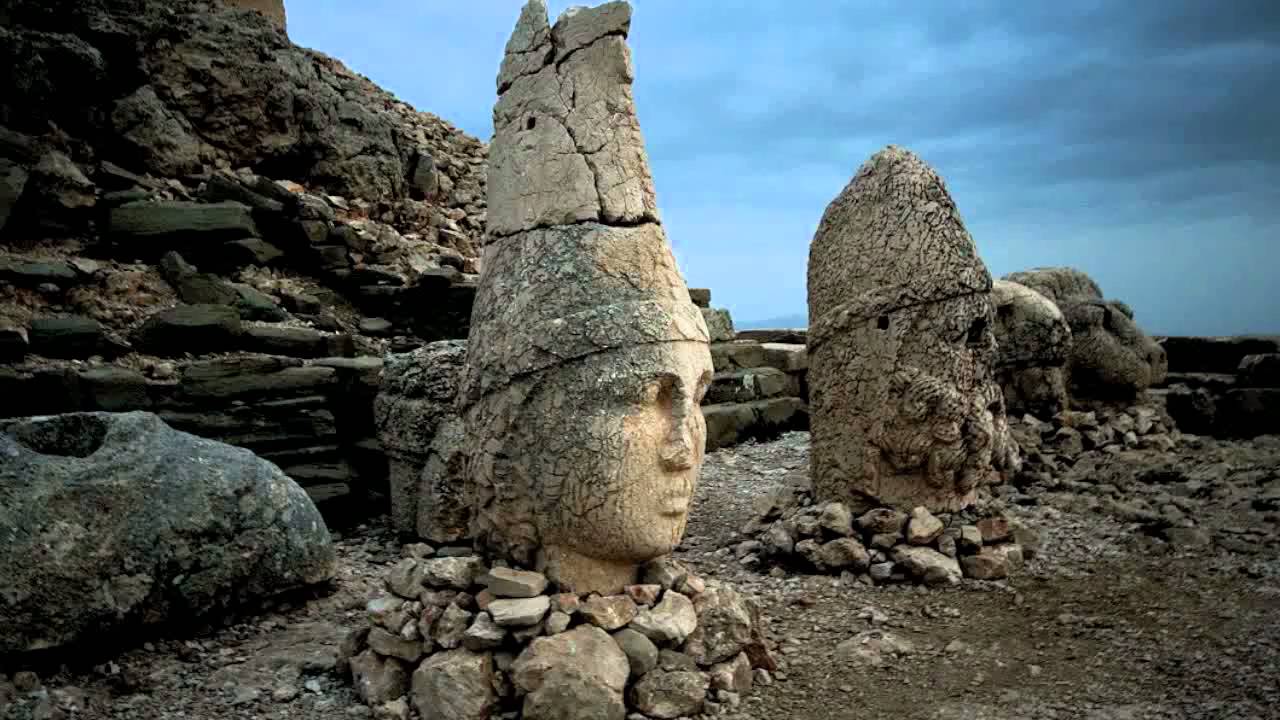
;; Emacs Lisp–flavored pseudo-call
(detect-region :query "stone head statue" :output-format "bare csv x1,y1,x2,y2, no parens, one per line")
991,279,1072,416
807,146,1018,512
460,0,713,594
1004,267,1167,401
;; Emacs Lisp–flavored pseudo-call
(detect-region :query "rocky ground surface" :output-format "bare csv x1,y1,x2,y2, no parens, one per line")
4,431,1279,720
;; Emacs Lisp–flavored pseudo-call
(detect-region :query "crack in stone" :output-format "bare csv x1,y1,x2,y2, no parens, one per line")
487,216,658,241
553,30,628,70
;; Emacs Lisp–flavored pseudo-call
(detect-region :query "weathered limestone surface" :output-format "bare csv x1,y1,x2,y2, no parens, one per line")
373,340,468,537
806,146,1017,512
991,279,1071,417
488,0,657,237
221,0,287,34
1004,267,1167,401
462,0,713,595
0,412,334,655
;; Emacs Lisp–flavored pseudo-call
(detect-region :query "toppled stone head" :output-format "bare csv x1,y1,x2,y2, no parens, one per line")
1004,267,1167,401
461,0,713,595
807,146,1017,512
991,279,1072,417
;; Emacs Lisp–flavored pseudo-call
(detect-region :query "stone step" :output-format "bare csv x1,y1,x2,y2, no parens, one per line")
1159,372,1237,392
243,324,353,358
158,396,339,452
1238,353,1280,388
281,460,358,486
711,341,807,374
735,328,807,344
304,482,381,530
759,342,807,373
706,367,799,405
702,397,808,452
1158,335,1280,374
1217,388,1280,438
107,200,260,256
178,356,338,401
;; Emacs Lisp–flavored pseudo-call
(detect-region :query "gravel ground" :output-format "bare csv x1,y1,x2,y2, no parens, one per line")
4,431,1279,720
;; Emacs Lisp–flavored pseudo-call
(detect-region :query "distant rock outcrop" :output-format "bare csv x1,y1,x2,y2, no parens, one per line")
0,0,483,205
0,0,490,521
222,0,287,34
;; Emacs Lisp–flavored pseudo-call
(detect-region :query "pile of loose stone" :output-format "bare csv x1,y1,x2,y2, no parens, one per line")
725,399,1175,585
1008,401,1180,491
344,548,775,720
727,491,1035,585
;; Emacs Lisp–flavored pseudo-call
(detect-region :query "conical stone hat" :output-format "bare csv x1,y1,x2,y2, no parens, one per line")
459,0,707,409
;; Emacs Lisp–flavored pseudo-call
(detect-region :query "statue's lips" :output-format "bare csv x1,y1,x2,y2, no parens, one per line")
658,486,693,517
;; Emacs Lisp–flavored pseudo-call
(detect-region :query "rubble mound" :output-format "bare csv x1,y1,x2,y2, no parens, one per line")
343,548,776,719
728,396,1180,584
729,489,1033,585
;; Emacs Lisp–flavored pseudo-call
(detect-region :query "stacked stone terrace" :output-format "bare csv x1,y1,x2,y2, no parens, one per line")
691,290,810,450
1157,335,1280,438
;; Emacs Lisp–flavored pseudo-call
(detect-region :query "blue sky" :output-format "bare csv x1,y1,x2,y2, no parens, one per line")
291,1,1279,336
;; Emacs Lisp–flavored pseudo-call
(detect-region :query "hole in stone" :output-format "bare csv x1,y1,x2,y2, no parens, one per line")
965,317,988,346
876,315,890,330
8,414,110,458
526,117,536,130
997,303,1014,319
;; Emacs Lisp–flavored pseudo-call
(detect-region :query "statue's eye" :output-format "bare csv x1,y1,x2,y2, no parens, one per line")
694,371,712,404
642,376,676,407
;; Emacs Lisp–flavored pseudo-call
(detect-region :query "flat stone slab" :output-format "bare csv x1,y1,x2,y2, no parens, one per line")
1159,335,1280,374
703,397,808,452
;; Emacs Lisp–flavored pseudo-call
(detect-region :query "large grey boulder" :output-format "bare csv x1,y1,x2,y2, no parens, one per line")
0,411,335,655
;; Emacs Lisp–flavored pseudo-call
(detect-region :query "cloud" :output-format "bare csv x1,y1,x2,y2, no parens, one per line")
291,0,1280,336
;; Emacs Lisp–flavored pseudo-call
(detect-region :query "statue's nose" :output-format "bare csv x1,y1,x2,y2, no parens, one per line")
660,416,696,471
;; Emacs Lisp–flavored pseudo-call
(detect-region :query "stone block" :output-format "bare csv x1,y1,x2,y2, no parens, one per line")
28,316,105,359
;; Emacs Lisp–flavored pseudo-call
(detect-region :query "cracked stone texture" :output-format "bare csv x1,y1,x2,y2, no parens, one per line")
991,279,1072,417
222,0,286,33
806,146,1017,513
373,341,468,537
487,0,657,238
1004,267,1168,401
416,415,471,545
0,411,335,655
462,0,713,595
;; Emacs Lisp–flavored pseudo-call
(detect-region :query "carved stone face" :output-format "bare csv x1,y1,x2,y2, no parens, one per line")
466,337,713,593
541,340,713,564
